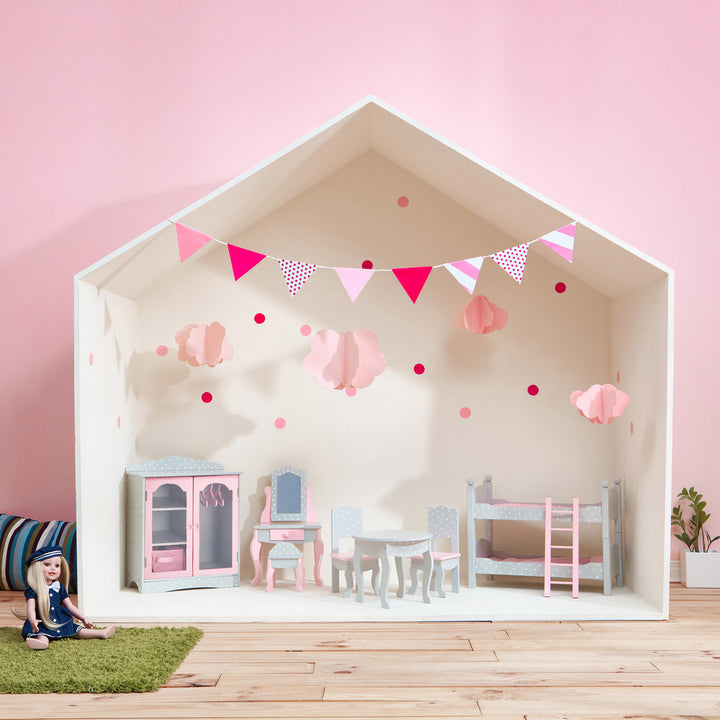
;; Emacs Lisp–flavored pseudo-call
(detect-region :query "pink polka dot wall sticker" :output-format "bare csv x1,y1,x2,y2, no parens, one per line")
89,353,93,366
397,196,409,207
156,345,168,357
274,417,286,429
300,324,312,336
362,260,373,269
414,363,425,375
459,407,471,419
345,387,357,397
201,392,213,403
254,313,265,324
555,282,567,294
527,385,539,396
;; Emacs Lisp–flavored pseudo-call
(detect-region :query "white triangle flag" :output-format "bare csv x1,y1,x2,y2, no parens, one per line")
539,222,575,262
444,257,484,293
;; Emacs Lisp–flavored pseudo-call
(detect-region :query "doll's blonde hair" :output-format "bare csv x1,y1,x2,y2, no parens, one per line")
11,555,70,630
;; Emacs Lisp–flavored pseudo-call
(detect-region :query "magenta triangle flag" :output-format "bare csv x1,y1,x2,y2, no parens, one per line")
227,244,266,281
392,266,433,303
176,223,213,262
335,267,375,302
491,243,529,283
278,259,317,295
539,222,576,262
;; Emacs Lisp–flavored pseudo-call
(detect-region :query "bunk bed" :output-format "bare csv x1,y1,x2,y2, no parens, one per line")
466,476,623,595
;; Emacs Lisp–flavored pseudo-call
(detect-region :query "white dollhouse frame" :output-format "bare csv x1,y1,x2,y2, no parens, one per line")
74,96,673,622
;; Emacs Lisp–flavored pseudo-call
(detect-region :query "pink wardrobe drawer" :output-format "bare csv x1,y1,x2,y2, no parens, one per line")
151,547,186,573
269,529,305,541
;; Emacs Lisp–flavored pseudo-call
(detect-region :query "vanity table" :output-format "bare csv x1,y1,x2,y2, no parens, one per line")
250,466,324,588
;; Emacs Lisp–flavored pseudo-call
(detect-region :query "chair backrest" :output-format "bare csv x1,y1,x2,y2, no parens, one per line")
427,505,459,553
331,506,364,553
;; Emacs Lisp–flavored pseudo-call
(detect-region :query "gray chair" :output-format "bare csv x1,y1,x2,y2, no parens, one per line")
330,506,380,598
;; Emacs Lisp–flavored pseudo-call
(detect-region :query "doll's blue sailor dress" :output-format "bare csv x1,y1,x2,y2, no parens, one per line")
22,581,81,639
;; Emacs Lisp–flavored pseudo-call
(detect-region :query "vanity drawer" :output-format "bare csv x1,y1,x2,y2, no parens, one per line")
269,529,305,541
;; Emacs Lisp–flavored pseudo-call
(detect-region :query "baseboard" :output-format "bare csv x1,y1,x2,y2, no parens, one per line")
670,559,680,583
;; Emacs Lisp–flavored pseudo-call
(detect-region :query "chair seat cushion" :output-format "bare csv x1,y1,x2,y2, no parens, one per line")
432,551,461,561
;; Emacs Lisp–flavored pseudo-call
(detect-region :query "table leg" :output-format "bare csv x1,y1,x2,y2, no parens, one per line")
395,556,405,598
313,530,324,586
421,548,433,604
250,529,263,586
354,543,365,603
379,546,391,609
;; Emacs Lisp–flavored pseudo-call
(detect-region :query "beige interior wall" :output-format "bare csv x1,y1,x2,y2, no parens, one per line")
75,283,138,609
129,152,616,585
612,275,672,615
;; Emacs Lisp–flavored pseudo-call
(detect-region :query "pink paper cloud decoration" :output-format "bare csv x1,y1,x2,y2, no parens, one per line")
303,329,386,390
463,295,509,334
570,384,631,425
175,322,234,367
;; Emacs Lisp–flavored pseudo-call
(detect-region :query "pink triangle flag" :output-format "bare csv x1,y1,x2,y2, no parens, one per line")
392,266,433,303
227,244,266,281
491,243,529,283
539,222,576,263
335,267,375,302
278,259,317,296
176,223,213,262
444,257,484,293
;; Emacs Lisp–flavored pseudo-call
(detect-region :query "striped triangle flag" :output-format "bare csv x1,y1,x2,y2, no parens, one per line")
392,266,433,303
444,257,484,293
491,243,529,283
227,244,266,281
176,223,213,262
278,259,317,296
539,222,576,262
335,267,375,302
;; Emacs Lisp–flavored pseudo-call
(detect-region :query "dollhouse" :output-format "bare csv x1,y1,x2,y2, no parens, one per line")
74,97,673,622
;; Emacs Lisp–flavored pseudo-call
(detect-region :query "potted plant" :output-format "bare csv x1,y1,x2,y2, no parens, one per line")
672,486,720,587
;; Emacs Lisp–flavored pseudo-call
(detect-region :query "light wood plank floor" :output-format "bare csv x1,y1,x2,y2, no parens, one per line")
1,584,719,719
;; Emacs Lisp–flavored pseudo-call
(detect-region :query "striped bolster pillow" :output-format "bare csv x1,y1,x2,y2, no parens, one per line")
0,514,77,592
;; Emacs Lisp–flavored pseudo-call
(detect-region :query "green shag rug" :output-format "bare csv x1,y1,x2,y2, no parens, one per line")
0,626,202,694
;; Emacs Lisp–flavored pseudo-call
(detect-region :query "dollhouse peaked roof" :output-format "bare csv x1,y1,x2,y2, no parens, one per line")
76,96,670,300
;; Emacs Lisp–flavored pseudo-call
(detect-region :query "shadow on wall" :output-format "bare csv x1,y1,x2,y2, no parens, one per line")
0,182,223,520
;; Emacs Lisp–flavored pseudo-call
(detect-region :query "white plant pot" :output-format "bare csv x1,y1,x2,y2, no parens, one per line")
680,549,720,588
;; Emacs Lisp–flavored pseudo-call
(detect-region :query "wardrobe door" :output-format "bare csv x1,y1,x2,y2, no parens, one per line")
193,476,238,576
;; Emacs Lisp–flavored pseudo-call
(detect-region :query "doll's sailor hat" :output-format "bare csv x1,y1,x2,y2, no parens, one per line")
26,546,63,566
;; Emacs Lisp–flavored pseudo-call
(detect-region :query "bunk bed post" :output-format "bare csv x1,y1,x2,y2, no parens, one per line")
601,480,611,594
482,476,493,581
467,478,476,588
615,478,623,588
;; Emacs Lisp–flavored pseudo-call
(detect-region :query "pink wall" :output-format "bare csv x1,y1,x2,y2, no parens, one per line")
1,1,717,557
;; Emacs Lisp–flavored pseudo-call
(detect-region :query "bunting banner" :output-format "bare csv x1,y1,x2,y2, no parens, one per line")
491,243,529,283
279,259,317,295
539,222,575,263
173,220,577,301
444,257,484,294
227,244,266,281
392,266,433,304
176,223,212,262
335,267,375,302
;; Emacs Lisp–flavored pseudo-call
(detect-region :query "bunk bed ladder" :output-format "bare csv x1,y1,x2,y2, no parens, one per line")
543,497,580,598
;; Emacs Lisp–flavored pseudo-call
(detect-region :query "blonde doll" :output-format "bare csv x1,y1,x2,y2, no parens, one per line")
13,546,115,651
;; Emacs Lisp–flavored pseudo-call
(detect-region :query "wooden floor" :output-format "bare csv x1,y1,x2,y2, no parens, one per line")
1,584,719,719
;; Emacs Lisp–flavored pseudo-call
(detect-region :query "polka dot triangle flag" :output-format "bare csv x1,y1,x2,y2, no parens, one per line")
491,243,529,283
278,259,317,296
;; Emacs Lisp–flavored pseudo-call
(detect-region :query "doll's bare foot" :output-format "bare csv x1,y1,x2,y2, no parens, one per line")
26,636,49,650
100,625,116,639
